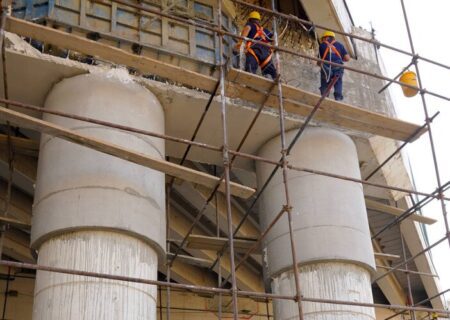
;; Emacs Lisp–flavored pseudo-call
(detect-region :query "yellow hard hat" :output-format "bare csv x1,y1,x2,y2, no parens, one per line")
322,31,336,39
249,11,261,21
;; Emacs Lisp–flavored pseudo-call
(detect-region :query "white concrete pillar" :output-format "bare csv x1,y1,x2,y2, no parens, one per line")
31,72,165,320
256,128,376,320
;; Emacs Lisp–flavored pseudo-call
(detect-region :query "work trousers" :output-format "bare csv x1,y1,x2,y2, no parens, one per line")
245,44,277,80
320,67,344,101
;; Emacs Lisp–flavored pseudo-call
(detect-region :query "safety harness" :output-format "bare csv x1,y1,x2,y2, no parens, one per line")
246,23,273,70
320,39,342,82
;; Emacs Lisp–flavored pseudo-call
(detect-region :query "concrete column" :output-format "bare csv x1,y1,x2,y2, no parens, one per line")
31,72,165,320
256,128,376,320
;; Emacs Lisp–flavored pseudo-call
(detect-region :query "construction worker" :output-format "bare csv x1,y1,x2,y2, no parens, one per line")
317,30,351,101
235,11,277,79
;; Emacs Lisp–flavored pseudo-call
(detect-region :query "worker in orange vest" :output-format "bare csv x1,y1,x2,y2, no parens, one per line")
317,30,351,101
235,11,277,79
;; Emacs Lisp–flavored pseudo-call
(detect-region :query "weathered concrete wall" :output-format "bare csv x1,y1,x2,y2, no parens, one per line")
281,27,396,117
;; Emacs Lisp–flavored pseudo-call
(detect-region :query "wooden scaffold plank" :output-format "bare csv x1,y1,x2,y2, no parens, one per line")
227,68,425,142
186,235,258,253
0,107,255,199
6,17,425,142
365,198,436,225
5,16,218,92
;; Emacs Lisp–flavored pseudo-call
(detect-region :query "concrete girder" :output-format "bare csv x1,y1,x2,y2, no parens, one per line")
169,205,264,293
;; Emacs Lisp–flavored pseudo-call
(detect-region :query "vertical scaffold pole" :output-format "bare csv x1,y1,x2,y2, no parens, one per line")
165,184,171,320
399,0,450,248
215,166,222,320
217,1,239,318
0,4,13,263
269,1,305,319
400,225,416,320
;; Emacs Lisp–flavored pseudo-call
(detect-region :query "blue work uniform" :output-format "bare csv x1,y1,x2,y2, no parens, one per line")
318,38,348,100
244,22,277,79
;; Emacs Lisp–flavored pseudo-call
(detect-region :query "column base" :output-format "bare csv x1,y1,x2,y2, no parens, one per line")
33,230,158,320
272,262,376,320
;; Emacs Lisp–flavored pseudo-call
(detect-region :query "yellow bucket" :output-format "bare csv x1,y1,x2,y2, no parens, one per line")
399,71,419,97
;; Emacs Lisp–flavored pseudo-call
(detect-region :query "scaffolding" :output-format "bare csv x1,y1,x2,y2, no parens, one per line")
0,0,449,319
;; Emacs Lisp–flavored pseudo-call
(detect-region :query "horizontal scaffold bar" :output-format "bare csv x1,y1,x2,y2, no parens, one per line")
4,17,429,141
0,106,255,199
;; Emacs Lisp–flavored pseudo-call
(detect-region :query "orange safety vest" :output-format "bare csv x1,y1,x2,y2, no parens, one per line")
246,23,273,69
321,39,342,61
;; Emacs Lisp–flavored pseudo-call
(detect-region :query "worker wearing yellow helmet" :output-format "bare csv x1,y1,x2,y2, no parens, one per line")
234,11,277,79
317,30,351,100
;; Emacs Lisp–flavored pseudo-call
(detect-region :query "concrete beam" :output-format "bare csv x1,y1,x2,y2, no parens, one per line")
195,185,259,239
0,179,32,225
372,232,407,305
367,136,413,201
169,205,264,293
0,134,39,157
0,152,37,182
365,198,437,225
2,229,34,263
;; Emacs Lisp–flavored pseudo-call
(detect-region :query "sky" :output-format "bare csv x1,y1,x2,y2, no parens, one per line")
346,0,450,306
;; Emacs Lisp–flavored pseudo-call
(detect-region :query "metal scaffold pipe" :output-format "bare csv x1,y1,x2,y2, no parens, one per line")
230,0,450,70
399,0,450,249
92,0,449,101
217,0,239,318
1,97,449,203
0,260,449,315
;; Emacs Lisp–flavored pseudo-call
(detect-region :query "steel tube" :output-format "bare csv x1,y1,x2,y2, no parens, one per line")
221,206,286,285
0,97,222,153
270,2,305,317
371,182,450,240
1,99,449,203
375,265,437,278
401,231,416,320
400,0,450,248
0,260,449,315
372,236,447,283
364,111,439,180
91,0,449,101
217,0,239,318
0,6,14,261
384,289,450,320
230,0,450,70
377,60,415,94
210,75,350,272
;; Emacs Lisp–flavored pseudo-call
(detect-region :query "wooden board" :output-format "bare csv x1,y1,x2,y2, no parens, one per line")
6,17,424,142
186,235,258,254
227,69,425,142
166,253,212,268
365,198,436,225
0,134,39,152
225,82,414,140
374,252,401,261
5,17,218,93
0,107,255,199
0,216,31,230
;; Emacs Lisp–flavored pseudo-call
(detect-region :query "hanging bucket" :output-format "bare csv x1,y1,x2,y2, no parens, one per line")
399,71,419,97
